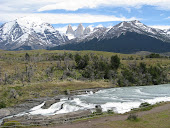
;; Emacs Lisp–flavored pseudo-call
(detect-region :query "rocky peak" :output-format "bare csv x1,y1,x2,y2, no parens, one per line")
75,23,84,38
84,27,91,35
66,24,74,35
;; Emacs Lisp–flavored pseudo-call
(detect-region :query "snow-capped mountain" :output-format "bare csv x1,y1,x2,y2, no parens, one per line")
64,20,170,45
65,24,91,40
0,16,68,50
66,25,74,35
166,29,170,35
51,20,170,53
66,25,75,40
99,20,170,42
74,24,84,38
84,27,91,35
65,26,107,44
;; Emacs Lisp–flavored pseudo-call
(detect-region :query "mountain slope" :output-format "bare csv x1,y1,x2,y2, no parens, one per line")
0,16,68,50
50,32,170,53
100,20,170,42
50,20,170,53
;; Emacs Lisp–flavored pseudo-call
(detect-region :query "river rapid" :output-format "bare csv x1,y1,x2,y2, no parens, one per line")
1,84,170,125
30,84,170,115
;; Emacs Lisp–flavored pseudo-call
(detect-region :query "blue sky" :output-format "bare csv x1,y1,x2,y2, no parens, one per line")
1,0,170,31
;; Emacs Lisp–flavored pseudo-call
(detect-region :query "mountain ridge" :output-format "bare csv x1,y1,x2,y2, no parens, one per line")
1,18,170,53
0,16,68,50
50,20,170,53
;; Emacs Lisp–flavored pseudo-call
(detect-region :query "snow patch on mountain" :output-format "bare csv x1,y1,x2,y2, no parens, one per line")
2,21,16,35
0,16,67,50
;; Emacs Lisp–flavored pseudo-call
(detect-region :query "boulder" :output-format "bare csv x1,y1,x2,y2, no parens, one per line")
0,109,11,119
41,99,59,109
95,105,102,113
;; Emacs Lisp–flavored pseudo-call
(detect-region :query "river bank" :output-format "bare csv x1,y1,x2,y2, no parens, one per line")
37,102,170,128
1,84,170,127
0,87,109,125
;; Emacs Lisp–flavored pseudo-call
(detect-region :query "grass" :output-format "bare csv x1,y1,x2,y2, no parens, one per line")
0,80,111,107
0,50,169,107
130,102,169,113
94,108,170,128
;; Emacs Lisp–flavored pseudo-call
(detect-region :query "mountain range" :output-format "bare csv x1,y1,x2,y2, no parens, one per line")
0,17,170,53
0,16,68,50
51,20,170,53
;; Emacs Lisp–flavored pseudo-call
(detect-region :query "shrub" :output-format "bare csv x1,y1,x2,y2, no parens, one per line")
107,109,114,114
127,114,138,121
110,55,120,70
64,89,70,95
139,102,153,111
0,101,6,109
140,102,151,108
146,53,161,58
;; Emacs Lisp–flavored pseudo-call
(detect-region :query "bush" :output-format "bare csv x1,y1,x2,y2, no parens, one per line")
127,114,138,121
0,101,6,109
110,55,120,70
107,109,114,114
140,102,151,108
139,102,153,111
146,53,161,58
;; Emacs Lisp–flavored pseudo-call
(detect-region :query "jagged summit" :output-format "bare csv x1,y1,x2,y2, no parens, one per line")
65,24,91,40
66,24,74,35
51,20,170,53
84,27,91,35
75,23,84,38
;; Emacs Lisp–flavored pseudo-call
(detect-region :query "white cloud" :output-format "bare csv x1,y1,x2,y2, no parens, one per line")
165,17,170,19
37,0,170,11
0,13,138,24
150,25,170,30
96,24,104,28
1,0,170,13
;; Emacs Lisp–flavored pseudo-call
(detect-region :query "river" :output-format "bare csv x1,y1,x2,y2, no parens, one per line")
1,84,170,125
29,84,170,115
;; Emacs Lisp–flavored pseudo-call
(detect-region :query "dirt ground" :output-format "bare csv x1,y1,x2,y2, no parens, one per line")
38,103,170,128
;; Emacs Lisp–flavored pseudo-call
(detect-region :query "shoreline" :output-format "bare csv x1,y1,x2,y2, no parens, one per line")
0,84,170,127
39,102,170,128
0,87,111,125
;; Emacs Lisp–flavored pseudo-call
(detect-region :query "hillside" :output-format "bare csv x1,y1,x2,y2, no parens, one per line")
0,50,169,108
50,32,170,53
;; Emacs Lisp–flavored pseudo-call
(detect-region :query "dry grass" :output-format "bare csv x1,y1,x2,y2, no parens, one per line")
0,50,169,107
94,109,170,128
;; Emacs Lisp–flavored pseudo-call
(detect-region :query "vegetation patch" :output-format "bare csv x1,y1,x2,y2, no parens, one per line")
0,50,169,107
2,120,23,128
127,114,139,122
0,101,6,109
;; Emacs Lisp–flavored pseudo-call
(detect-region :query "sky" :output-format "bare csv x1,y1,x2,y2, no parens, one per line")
1,0,170,32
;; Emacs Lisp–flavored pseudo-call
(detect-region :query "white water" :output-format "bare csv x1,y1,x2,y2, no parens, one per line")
28,84,170,115
0,84,170,124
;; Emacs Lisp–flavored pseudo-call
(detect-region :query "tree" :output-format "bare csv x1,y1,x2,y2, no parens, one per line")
25,53,30,62
139,62,147,73
110,55,120,70
75,54,89,69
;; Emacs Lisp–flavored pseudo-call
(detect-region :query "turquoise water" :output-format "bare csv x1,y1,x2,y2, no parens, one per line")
1,84,170,125
29,84,170,115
